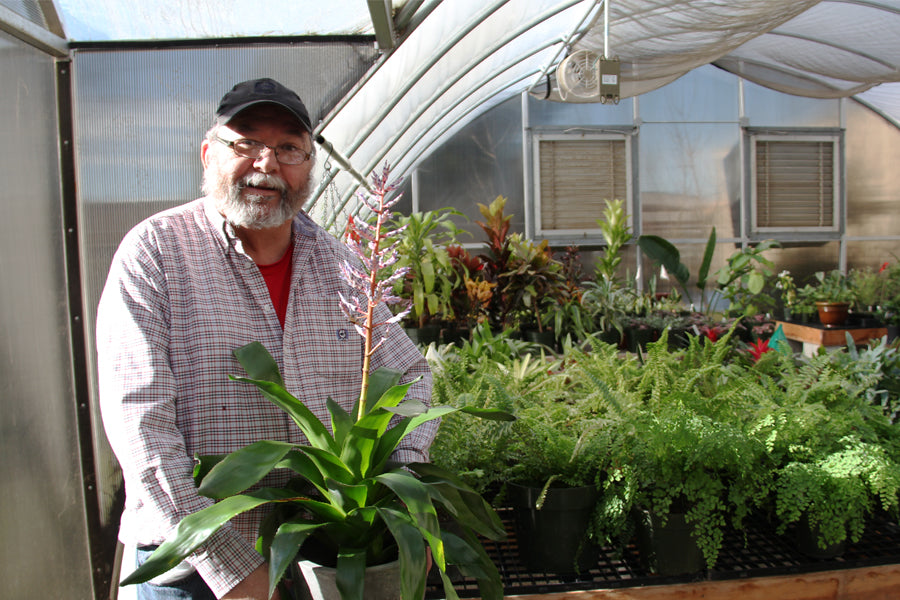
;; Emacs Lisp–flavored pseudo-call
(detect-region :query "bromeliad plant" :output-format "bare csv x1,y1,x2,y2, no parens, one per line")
122,166,511,600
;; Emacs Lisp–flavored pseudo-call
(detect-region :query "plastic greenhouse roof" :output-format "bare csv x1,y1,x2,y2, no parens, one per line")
10,0,900,217
308,0,900,219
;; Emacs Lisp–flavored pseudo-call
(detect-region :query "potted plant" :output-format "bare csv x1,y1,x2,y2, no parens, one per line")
636,228,717,314
429,338,610,576
121,168,511,600
587,329,774,575
503,395,610,575
388,207,465,344
809,269,856,326
505,233,568,344
594,198,633,285
775,270,798,320
443,244,487,342
753,344,900,556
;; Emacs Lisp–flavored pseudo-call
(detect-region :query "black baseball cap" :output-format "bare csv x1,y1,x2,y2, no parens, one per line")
215,78,312,133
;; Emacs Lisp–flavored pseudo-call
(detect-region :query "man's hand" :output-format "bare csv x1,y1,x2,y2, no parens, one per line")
221,564,280,600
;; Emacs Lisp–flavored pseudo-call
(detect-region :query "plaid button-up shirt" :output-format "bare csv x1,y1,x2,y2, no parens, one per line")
97,197,434,597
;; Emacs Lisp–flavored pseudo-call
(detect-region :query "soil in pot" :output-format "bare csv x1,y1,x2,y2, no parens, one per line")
507,483,601,576
636,509,705,576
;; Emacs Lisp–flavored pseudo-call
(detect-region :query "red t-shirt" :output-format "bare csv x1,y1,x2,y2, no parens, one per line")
257,243,293,328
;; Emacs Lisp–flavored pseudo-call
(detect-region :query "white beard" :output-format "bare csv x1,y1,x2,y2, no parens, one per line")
204,168,311,230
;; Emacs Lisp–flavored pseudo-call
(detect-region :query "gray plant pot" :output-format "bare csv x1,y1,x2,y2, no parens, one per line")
293,559,401,600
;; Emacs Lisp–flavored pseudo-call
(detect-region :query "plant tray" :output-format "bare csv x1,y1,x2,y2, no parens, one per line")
424,509,900,598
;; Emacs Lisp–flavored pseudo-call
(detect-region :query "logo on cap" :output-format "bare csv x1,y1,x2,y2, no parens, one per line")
254,80,278,95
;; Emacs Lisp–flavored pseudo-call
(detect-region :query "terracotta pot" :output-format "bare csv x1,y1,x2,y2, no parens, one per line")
815,301,850,327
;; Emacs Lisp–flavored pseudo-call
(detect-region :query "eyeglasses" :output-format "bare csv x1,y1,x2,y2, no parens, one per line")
214,135,314,165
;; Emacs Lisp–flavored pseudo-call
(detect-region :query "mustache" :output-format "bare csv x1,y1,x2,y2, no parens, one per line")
238,172,288,192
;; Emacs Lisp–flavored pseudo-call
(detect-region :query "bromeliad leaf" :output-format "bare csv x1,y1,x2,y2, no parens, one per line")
198,440,295,499
229,375,337,453
120,493,277,585
379,507,428,600
233,341,285,387
267,521,324,599
365,366,404,413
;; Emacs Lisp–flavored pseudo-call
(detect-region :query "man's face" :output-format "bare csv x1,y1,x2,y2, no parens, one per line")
201,105,315,230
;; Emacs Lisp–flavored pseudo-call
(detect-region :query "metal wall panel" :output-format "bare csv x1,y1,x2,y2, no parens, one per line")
70,41,377,594
0,30,94,600
845,99,900,239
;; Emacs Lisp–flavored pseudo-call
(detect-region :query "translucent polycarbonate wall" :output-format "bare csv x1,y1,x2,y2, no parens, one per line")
0,29,94,600
70,41,377,595
413,64,900,297
413,95,526,242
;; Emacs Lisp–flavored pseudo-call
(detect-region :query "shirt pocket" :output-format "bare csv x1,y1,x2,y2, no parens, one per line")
295,296,363,380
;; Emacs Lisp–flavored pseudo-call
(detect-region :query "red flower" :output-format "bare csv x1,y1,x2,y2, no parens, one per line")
699,324,725,342
343,215,361,243
880,261,890,273
747,337,771,362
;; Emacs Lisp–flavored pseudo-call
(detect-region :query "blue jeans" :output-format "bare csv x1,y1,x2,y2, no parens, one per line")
134,546,216,600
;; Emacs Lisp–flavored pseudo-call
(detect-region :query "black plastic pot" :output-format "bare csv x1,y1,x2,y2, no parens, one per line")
794,513,846,559
403,324,441,345
507,483,601,576
636,509,705,576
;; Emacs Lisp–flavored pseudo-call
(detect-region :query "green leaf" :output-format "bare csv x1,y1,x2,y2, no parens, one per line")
377,472,442,549
697,227,716,290
370,406,459,470
422,259,436,293
458,406,517,421
365,367,404,413
637,235,690,285
233,341,284,387
328,397,355,447
442,530,504,600
229,376,337,453
379,507,428,600
409,462,506,540
192,453,226,487
275,450,326,490
267,521,323,599
198,440,294,499
300,445,355,486
747,271,765,294
121,493,275,585
326,478,370,512
335,550,367,600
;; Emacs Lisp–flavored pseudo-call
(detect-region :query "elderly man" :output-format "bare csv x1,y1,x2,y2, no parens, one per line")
97,78,435,600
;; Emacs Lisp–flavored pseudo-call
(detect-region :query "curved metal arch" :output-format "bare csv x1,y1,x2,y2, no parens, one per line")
327,65,545,229
319,0,591,224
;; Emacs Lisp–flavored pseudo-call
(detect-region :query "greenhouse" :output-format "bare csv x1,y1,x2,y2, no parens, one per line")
3,1,900,599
